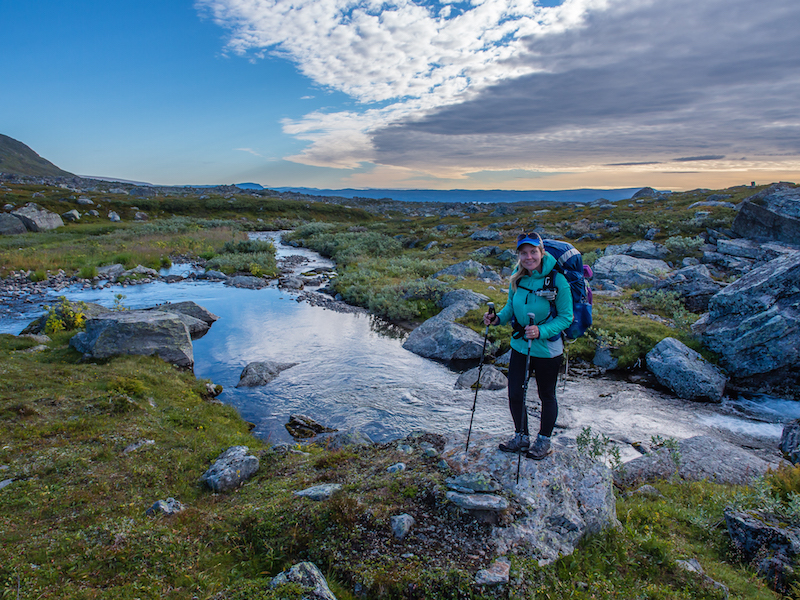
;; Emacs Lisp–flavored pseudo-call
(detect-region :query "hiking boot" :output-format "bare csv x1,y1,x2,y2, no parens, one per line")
526,434,552,460
499,433,530,453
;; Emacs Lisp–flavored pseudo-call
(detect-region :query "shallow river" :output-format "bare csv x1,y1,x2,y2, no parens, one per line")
3,234,797,462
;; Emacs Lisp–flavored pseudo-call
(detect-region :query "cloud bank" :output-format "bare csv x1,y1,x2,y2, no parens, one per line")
199,0,800,183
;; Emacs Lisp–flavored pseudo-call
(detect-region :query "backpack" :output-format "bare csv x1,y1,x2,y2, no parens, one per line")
541,239,593,340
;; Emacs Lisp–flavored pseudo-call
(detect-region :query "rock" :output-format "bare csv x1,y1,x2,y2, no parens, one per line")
316,429,373,450
69,310,194,368
455,365,507,390
446,491,509,512
446,472,502,494
403,307,495,361
279,276,304,290
123,439,155,454
646,337,726,402
87,209,100,217
0,213,26,235
225,275,267,289
653,264,725,313
11,202,64,231
391,514,416,539
108,211,121,222
134,211,148,221
61,209,80,222
121,265,159,279
675,558,729,597
294,483,342,501
628,484,664,499
592,346,618,370
627,240,669,260
236,360,298,388
475,557,511,586
780,420,800,464
77,196,94,205
145,497,184,516
732,183,800,245
701,250,800,382
199,269,228,280
438,289,489,310
444,435,618,565
387,462,406,473
632,187,659,199
433,259,501,282
725,507,800,562
614,436,776,488
271,562,338,600
0,479,14,490
591,254,671,287
471,229,503,242
147,301,219,326
97,263,126,280
201,446,259,492
285,414,336,438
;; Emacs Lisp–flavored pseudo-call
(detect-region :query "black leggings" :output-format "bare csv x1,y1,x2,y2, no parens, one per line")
507,349,562,438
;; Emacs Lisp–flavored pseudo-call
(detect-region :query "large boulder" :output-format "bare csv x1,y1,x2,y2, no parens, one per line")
11,202,64,231
0,213,26,235
201,446,260,492
732,183,800,244
614,436,776,488
646,337,727,402
403,302,495,362
605,240,668,260
780,420,800,465
653,264,725,312
591,254,671,287
70,310,194,368
236,361,298,387
455,365,508,390
444,434,618,565
701,250,800,382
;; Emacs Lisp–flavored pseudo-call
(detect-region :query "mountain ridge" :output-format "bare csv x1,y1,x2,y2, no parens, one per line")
0,134,73,178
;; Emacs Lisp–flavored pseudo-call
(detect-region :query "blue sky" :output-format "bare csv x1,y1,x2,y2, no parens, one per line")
2,0,799,191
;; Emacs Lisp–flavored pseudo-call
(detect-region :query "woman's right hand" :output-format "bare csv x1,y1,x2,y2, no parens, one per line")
483,312,496,326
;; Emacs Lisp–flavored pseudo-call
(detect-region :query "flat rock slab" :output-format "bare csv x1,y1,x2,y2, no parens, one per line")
614,435,779,488
446,491,509,512
444,434,618,565
294,483,342,501
475,557,511,586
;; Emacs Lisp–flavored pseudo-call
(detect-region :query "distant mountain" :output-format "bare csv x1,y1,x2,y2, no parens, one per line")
0,134,73,177
235,182,265,190
272,186,644,204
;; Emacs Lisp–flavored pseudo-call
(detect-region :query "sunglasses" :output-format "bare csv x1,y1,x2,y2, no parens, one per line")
516,233,543,247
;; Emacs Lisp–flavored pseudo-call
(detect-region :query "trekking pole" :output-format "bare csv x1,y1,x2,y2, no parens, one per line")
516,312,535,484
466,302,495,453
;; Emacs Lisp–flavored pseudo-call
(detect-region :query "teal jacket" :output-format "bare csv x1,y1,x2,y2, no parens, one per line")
495,251,574,358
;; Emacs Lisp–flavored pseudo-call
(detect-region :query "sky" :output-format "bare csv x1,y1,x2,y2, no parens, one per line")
2,0,799,191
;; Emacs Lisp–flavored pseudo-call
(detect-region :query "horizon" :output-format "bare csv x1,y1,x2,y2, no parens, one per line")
2,0,799,192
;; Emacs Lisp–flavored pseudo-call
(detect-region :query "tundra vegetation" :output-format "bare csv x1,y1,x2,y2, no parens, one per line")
1,181,796,598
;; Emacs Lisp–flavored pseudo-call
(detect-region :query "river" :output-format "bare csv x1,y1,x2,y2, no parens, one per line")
2,232,796,462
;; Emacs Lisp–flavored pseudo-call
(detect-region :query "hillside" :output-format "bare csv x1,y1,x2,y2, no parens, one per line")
0,134,73,177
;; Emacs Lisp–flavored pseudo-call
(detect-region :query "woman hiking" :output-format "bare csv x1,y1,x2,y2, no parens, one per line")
483,232,573,460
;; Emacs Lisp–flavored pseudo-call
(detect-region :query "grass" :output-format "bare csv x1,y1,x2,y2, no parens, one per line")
0,333,789,599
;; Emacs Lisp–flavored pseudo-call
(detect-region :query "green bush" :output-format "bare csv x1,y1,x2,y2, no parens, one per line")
205,251,277,277
222,239,276,254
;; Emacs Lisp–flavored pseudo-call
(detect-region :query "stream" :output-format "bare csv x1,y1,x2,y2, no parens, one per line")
3,232,796,463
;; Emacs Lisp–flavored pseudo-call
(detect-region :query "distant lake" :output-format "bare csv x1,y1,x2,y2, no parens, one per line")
266,187,645,204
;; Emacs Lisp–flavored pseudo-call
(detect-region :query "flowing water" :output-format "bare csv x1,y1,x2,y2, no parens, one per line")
2,233,795,462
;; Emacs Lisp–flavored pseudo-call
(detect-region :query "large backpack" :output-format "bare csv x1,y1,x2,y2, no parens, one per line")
542,239,593,340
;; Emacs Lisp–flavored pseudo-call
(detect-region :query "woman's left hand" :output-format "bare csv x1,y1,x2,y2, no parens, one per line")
525,325,540,340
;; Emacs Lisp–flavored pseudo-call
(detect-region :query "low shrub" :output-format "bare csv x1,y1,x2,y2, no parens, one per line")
205,251,277,277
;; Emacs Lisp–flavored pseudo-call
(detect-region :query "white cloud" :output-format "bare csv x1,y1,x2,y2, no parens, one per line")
201,0,800,183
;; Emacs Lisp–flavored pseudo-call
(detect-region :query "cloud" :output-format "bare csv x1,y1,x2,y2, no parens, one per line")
236,147,265,158
201,0,800,182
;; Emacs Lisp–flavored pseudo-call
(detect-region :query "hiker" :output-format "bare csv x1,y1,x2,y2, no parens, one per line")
483,232,573,460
